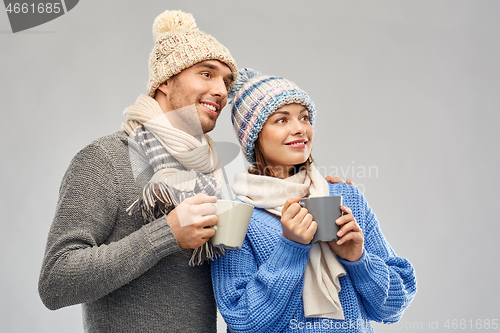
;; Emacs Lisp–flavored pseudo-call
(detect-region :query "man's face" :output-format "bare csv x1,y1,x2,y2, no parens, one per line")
159,60,233,134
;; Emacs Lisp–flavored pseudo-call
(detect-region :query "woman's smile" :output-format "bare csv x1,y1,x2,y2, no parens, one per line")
284,139,308,149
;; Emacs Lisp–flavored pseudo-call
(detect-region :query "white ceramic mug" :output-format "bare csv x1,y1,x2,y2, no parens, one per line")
210,200,254,250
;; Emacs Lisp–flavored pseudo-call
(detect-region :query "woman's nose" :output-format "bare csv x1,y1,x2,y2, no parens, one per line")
291,119,306,135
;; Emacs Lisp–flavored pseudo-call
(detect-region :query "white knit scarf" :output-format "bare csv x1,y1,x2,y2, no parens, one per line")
122,94,224,265
123,94,224,191
232,165,346,319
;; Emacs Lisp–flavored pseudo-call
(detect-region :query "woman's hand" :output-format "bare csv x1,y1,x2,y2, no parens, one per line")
281,198,317,245
325,176,356,186
327,206,364,262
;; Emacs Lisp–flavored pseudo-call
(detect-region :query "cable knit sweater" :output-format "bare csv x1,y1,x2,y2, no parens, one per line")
211,182,417,333
38,131,217,333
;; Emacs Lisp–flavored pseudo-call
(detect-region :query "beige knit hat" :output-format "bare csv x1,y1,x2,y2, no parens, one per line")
147,10,238,97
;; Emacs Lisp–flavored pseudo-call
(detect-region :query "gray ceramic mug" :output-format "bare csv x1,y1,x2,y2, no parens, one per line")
300,195,343,243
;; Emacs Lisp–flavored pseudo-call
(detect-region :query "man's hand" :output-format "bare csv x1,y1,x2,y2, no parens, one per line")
325,176,356,186
281,198,317,245
166,193,218,249
327,206,364,262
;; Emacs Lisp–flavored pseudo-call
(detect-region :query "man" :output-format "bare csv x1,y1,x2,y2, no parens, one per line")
38,10,237,332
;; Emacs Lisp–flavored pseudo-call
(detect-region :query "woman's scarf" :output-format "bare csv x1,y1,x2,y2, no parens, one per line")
232,165,346,319
122,94,225,266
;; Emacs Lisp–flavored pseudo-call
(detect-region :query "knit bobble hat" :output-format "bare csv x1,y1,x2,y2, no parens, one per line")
229,68,317,163
147,10,238,97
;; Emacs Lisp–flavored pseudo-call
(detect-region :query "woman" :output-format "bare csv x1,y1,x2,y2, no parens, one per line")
211,69,417,332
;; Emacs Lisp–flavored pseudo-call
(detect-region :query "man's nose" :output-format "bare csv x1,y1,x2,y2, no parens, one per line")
210,78,228,100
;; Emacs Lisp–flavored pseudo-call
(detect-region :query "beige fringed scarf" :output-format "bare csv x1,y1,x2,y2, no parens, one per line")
232,166,346,319
122,94,225,266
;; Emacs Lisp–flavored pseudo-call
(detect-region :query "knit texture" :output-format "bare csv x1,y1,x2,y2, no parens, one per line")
38,131,217,333
147,10,237,97
211,182,417,333
130,125,220,206
228,68,316,163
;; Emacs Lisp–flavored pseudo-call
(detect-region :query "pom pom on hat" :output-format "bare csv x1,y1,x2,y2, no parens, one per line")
147,9,237,97
228,68,262,106
152,10,197,40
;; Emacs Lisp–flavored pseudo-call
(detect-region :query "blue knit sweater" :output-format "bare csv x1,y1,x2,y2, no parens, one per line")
211,182,417,332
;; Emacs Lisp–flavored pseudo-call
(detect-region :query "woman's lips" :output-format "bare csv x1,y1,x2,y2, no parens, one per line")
285,140,308,148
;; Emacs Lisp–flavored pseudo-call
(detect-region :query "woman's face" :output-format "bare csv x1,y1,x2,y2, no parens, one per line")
257,103,314,179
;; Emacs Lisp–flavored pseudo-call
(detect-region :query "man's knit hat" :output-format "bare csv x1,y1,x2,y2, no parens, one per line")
229,68,316,163
147,10,237,97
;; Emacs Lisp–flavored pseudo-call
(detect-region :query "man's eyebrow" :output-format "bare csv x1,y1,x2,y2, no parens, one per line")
195,62,233,83
195,62,218,71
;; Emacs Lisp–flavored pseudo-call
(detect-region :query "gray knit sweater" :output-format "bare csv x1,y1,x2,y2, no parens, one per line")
38,131,217,333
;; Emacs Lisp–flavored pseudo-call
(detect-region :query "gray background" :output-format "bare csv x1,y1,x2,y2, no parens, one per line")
1,1,499,332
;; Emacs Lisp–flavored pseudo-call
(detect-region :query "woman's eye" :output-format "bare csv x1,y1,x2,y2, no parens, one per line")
301,115,310,122
276,118,286,124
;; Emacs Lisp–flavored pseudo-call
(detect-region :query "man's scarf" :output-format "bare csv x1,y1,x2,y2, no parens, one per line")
122,94,225,266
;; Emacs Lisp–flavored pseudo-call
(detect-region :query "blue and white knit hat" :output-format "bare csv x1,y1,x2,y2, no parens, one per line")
229,68,316,163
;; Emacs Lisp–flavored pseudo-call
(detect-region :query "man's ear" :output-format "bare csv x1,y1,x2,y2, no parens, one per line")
156,82,168,96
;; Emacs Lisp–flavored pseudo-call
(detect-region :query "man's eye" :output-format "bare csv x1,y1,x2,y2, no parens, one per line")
202,73,211,78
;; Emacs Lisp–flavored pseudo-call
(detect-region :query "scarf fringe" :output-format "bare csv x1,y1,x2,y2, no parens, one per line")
127,180,227,266
188,242,226,267
128,182,226,265
122,101,227,266
126,182,177,221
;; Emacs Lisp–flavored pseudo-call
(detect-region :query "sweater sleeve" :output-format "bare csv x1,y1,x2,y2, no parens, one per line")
38,141,181,310
211,228,311,333
336,185,417,323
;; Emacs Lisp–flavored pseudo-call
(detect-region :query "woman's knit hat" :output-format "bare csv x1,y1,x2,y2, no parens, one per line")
229,68,316,163
147,10,238,97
